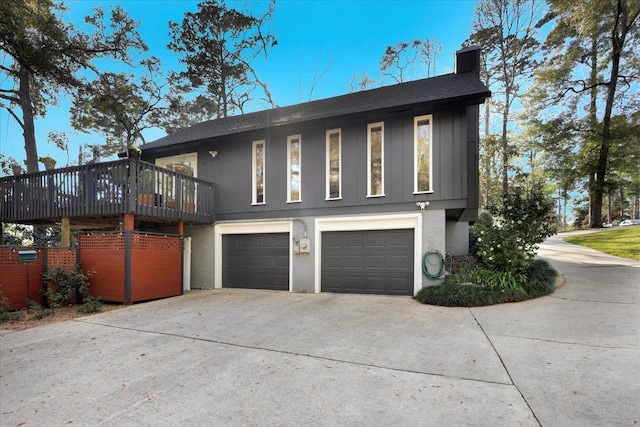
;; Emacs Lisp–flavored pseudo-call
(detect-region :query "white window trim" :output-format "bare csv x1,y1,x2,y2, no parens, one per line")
314,213,423,295
325,129,342,200
155,152,198,177
252,140,266,205
413,114,434,194
214,221,292,292
154,152,198,208
367,122,385,198
287,134,302,203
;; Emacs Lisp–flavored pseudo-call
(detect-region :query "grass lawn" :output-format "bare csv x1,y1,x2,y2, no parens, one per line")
564,226,640,260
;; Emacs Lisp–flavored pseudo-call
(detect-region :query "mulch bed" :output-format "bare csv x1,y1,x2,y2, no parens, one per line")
0,303,123,332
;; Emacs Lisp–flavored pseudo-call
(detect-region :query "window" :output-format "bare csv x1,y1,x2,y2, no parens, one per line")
252,140,266,204
287,135,302,203
414,115,433,193
367,122,384,197
155,153,198,209
326,129,341,200
155,153,197,177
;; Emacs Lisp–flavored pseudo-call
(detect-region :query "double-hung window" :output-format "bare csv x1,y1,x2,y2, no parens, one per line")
326,129,342,200
367,122,384,197
414,115,433,193
287,135,302,203
252,140,266,204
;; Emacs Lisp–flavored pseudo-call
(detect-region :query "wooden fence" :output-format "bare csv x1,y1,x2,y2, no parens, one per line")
0,231,182,311
80,231,183,304
0,247,77,310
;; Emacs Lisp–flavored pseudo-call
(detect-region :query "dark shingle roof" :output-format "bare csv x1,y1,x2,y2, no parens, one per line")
143,72,490,150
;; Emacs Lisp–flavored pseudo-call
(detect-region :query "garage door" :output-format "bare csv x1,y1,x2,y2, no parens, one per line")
222,233,289,290
321,229,414,295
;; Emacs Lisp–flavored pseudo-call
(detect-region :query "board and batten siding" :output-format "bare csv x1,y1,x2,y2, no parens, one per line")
434,108,467,201
154,107,473,220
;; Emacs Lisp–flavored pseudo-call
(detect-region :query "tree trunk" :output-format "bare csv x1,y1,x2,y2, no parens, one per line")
483,101,491,206
588,173,596,227
563,195,568,230
591,2,625,228
587,35,599,227
19,65,39,172
501,101,509,195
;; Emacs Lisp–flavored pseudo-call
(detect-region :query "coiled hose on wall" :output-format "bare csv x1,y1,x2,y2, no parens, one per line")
422,249,445,279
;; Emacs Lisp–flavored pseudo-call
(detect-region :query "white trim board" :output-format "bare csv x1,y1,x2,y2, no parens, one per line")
314,213,423,295
214,221,292,291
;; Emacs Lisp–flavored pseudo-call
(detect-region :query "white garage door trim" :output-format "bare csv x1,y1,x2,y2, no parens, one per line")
214,221,292,291
314,213,422,295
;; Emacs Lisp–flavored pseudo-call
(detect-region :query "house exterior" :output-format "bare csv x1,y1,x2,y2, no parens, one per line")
142,46,490,296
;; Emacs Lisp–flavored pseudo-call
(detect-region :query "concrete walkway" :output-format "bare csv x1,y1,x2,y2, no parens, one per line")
1,234,638,426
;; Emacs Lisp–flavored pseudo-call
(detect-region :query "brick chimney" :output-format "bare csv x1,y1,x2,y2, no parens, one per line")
455,46,481,76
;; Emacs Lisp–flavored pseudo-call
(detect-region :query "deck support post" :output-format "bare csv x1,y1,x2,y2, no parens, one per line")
61,217,71,247
124,213,135,231
177,220,184,236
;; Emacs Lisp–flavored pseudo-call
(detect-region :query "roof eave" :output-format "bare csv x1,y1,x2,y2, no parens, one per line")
142,90,491,152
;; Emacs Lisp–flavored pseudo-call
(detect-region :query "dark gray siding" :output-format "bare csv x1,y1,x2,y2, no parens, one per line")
148,105,475,221
435,108,467,200
467,105,480,212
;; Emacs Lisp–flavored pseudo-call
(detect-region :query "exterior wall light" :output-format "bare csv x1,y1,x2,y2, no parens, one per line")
416,201,430,212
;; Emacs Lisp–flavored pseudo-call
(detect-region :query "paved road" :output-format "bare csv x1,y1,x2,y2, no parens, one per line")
1,233,638,426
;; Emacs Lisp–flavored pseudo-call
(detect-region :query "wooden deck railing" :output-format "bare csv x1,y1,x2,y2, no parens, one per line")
0,159,215,224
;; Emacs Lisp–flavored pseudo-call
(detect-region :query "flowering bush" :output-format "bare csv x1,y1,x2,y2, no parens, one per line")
471,188,557,274
42,265,94,308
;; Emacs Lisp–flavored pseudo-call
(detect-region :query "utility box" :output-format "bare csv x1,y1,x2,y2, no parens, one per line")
17,250,37,263
299,238,311,254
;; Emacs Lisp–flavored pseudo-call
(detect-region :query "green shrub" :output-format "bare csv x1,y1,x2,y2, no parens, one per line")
27,299,53,320
523,259,558,298
0,310,24,322
449,267,526,291
414,259,557,307
415,282,527,307
469,211,493,255
471,187,557,275
0,292,24,322
42,266,94,307
77,296,103,314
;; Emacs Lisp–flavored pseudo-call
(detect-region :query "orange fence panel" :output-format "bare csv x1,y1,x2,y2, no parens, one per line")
79,232,182,304
1,231,181,310
0,247,45,310
79,233,126,303
130,234,182,302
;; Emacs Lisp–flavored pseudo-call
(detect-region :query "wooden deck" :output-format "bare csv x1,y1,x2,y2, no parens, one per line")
0,159,215,228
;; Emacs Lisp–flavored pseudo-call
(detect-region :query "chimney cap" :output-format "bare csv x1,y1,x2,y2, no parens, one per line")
455,46,481,75
456,45,481,54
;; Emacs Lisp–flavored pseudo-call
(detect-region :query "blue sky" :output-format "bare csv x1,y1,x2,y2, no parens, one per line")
0,0,478,166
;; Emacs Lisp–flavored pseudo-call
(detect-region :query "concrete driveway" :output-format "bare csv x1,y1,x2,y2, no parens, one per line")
1,234,639,426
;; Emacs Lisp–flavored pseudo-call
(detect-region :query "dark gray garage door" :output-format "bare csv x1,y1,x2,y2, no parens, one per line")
222,233,289,290
321,229,414,295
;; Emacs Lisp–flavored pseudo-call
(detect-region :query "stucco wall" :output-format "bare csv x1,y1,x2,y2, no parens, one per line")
421,209,447,287
445,221,470,256
193,209,452,295
184,225,215,289
291,217,315,293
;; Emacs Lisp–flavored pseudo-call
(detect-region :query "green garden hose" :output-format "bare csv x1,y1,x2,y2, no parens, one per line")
422,249,445,279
